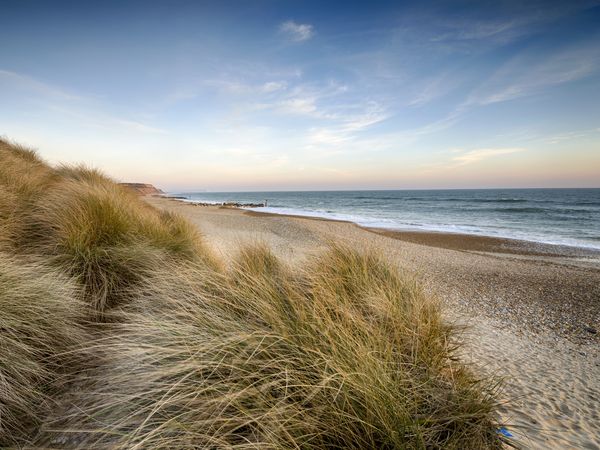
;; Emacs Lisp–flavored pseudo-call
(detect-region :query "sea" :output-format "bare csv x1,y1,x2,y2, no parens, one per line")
172,189,600,250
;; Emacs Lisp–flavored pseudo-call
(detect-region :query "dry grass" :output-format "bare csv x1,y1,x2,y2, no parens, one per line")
0,139,56,241
0,139,217,314
1,139,505,448
38,244,504,449
0,254,86,447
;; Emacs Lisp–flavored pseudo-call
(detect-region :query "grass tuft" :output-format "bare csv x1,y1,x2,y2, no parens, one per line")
0,254,86,447
1,141,217,314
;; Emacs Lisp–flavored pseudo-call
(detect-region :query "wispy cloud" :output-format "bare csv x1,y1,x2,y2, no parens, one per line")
1,69,166,135
279,20,314,42
545,128,600,144
417,147,526,175
278,97,318,115
247,81,348,119
451,147,525,166
0,69,82,101
408,77,448,107
111,119,167,134
467,43,600,106
261,81,287,93
404,1,592,51
306,104,389,153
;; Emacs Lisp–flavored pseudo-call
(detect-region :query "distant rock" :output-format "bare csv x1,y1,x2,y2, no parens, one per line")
119,183,164,195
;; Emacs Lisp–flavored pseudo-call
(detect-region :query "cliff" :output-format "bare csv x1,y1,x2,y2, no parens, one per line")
119,183,164,195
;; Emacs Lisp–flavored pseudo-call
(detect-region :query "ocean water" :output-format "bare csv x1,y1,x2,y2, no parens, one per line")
173,189,600,250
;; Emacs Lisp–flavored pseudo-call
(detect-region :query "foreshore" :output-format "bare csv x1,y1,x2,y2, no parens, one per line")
147,196,600,449
242,208,600,259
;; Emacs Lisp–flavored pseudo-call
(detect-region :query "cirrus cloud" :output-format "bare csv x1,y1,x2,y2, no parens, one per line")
451,147,525,166
279,20,314,42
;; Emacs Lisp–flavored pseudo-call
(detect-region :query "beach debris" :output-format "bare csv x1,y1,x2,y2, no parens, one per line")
585,326,597,334
497,427,514,438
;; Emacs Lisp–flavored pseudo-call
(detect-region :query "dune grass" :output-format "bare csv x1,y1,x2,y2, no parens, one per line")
1,139,505,448
0,138,216,314
0,254,86,447
17,176,214,313
0,139,56,241
38,244,503,449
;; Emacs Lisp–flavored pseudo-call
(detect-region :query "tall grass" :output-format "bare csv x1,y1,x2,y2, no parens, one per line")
0,254,85,447
1,138,217,314
18,176,214,313
1,139,505,448
38,244,503,449
0,139,56,243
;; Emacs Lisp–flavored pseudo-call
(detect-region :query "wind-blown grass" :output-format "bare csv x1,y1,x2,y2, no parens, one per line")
0,138,217,314
0,139,56,242
0,254,85,447
39,244,503,449
17,176,213,313
1,139,505,448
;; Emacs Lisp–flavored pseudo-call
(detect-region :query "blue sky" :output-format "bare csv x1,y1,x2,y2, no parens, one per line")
1,0,599,191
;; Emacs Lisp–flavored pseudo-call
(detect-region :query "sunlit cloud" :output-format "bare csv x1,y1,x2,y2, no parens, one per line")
451,148,525,166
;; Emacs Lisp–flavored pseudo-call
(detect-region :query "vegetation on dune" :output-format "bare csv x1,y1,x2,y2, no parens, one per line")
0,255,85,447
39,245,502,449
0,139,505,448
18,177,213,313
0,140,56,239
0,138,216,314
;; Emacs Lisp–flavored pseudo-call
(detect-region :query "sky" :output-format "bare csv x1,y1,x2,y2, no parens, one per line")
1,0,599,191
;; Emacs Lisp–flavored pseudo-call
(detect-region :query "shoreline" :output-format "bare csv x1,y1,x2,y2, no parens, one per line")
164,193,600,254
165,197,600,257
238,205,600,260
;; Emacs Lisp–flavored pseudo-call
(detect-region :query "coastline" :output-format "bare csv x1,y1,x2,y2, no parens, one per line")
147,196,600,448
163,194,600,262
164,189,600,253
242,207,600,259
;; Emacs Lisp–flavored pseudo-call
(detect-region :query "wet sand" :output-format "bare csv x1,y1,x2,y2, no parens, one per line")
147,197,600,449
367,228,600,258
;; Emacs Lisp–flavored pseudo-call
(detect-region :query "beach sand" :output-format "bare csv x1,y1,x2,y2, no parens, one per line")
148,197,600,449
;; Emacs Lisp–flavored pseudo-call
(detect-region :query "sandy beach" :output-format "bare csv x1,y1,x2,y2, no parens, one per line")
148,196,600,449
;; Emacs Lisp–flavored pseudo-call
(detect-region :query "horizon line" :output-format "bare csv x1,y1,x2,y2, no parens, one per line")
164,186,600,193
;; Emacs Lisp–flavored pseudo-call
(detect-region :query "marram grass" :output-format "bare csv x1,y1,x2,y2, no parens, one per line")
39,245,504,449
1,138,217,314
0,139,506,448
0,254,86,447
